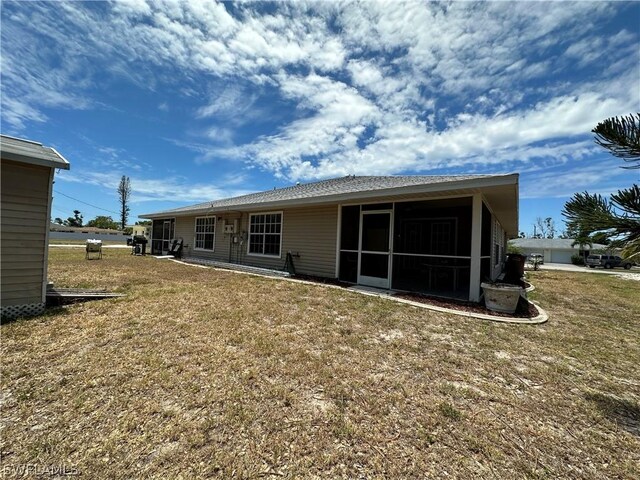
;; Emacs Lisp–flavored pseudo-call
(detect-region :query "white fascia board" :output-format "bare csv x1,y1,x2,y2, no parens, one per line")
1,150,70,170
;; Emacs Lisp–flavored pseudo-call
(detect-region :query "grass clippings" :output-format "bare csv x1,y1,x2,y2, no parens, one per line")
1,249,639,478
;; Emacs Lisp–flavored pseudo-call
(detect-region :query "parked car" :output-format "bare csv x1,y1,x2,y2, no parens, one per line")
528,253,544,265
585,254,633,269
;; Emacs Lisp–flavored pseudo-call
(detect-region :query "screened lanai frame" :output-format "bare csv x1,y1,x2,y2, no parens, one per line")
335,194,495,301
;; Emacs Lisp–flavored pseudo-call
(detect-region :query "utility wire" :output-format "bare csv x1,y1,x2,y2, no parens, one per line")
53,190,120,215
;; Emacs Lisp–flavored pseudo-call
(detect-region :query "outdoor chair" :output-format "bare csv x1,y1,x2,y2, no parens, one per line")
168,237,184,258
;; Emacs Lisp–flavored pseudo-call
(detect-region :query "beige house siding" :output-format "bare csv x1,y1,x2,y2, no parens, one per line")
175,205,338,277
1,160,50,307
491,217,506,280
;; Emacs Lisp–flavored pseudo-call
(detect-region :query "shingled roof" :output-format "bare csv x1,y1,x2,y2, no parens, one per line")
0,135,70,169
142,173,517,218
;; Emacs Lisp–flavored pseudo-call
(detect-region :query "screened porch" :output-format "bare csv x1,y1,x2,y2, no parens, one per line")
338,196,496,301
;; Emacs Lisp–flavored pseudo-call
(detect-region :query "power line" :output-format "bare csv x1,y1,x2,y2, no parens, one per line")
53,190,120,216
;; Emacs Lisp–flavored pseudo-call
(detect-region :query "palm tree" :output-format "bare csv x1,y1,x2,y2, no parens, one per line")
571,235,592,265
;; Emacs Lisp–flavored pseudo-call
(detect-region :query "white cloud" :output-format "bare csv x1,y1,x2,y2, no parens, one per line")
520,161,633,199
2,0,638,191
196,84,258,120
57,170,251,204
220,77,638,180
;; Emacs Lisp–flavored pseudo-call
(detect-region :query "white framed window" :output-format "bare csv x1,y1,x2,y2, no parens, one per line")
248,212,282,257
194,216,216,251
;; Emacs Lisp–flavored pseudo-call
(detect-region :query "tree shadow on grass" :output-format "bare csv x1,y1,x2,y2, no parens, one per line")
586,392,640,437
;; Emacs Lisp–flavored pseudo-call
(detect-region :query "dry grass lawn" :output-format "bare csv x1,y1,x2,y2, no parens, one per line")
2,248,639,478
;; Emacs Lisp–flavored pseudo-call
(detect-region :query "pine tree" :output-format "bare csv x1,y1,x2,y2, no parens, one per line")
118,176,131,230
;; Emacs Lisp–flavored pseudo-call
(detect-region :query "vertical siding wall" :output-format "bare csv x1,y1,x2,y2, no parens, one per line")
1,160,50,307
174,204,339,277
491,217,506,280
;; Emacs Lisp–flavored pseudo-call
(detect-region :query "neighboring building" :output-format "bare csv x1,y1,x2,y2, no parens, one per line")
142,174,519,302
509,238,609,264
128,224,151,238
1,135,70,319
49,223,128,243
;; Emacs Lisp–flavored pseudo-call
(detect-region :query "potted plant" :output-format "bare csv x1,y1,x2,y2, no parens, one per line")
481,282,523,314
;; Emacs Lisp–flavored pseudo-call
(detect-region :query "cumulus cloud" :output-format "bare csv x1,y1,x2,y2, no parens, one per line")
2,0,638,185
57,170,252,204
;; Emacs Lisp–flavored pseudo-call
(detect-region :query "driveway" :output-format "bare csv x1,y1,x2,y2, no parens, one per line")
537,262,640,279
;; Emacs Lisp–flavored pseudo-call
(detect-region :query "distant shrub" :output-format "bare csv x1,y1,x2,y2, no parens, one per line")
571,254,585,265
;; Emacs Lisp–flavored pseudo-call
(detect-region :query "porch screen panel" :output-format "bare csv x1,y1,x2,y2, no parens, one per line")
481,203,492,257
392,256,471,300
360,253,389,279
480,257,491,284
151,218,174,254
340,206,360,251
151,220,163,254
361,213,390,252
394,198,472,256
392,198,472,299
339,206,360,282
339,252,358,283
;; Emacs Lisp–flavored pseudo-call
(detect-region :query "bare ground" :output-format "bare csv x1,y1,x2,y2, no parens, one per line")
1,249,639,478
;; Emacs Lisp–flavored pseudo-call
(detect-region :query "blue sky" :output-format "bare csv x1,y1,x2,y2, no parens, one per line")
2,1,639,235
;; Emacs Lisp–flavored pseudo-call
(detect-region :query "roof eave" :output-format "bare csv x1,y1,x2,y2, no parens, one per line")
140,174,519,219
1,149,71,170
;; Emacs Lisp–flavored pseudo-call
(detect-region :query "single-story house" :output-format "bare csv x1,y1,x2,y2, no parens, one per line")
508,238,608,264
1,135,70,319
142,174,519,302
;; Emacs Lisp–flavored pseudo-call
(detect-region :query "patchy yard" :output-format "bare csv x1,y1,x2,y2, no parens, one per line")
2,248,639,478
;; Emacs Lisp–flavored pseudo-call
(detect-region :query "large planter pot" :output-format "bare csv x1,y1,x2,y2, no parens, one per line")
481,282,523,314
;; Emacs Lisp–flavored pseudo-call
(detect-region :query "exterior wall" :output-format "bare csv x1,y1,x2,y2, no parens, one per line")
1,159,51,314
517,247,575,264
491,217,506,280
175,204,339,278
